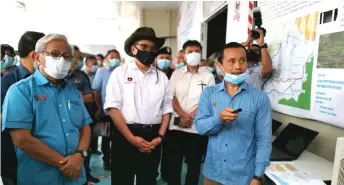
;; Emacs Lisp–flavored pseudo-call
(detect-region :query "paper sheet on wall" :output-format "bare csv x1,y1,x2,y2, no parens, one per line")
265,162,326,185
257,1,344,128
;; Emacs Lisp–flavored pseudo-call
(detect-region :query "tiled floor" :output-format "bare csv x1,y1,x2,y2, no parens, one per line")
87,153,204,185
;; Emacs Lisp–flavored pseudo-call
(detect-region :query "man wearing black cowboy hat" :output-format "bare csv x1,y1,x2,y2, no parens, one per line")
155,46,174,79
104,27,173,185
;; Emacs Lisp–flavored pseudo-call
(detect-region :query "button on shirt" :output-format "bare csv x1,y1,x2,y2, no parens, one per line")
194,82,272,185
246,65,266,89
104,62,173,124
92,67,113,115
1,70,92,185
170,66,215,134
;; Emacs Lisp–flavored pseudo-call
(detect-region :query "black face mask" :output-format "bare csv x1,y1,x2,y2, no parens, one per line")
247,51,261,63
135,49,157,66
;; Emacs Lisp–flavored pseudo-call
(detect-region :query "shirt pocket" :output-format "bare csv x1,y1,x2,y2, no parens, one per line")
69,100,83,128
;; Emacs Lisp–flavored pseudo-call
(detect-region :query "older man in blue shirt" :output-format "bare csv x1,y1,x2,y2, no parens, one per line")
2,34,92,185
195,42,272,185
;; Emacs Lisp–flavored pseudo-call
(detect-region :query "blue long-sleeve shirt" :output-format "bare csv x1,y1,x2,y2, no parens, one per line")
195,81,272,185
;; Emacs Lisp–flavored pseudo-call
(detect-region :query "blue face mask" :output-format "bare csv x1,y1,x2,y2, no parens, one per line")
216,68,224,77
97,60,102,65
176,62,185,68
224,71,249,85
157,59,171,70
76,60,84,70
91,65,98,73
207,67,215,73
1,55,15,70
109,59,120,68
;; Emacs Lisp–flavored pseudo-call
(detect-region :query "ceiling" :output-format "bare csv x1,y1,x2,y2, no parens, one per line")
138,1,182,10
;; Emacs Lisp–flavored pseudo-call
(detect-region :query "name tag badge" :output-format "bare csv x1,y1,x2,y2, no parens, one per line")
34,95,47,101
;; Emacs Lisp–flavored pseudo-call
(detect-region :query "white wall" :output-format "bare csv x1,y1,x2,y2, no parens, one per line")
141,10,178,60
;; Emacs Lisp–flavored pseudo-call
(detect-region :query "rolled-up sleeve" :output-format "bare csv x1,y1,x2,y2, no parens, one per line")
92,70,103,91
195,88,223,135
161,76,173,115
254,93,272,176
104,68,122,111
2,85,33,131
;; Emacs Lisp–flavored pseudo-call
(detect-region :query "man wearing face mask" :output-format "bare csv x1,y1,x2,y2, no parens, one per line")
168,40,215,185
1,31,45,185
175,50,186,69
104,27,173,185
82,56,98,84
93,49,121,171
1,44,17,76
2,34,92,185
155,46,174,79
195,42,272,185
73,46,84,70
242,30,273,89
96,54,105,69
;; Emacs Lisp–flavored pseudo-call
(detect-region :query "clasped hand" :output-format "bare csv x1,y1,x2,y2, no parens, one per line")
59,154,84,180
129,136,162,153
219,108,238,123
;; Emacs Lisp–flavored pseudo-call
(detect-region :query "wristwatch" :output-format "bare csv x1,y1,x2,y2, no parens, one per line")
76,150,88,158
253,175,265,183
260,43,268,49
157,134,164,141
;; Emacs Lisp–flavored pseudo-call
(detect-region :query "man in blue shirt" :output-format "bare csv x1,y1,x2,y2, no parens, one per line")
195,42,272,185
2,34,92,185
1,31,45,185
92,49,121,170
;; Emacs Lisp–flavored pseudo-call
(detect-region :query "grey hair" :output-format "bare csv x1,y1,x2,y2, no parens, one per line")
35,34,74,54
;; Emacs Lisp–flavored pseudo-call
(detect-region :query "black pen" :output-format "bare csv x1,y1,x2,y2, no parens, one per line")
232,108,242,114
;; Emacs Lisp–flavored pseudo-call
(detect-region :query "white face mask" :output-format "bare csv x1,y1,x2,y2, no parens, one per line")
41,56,71,79
185,52,201,67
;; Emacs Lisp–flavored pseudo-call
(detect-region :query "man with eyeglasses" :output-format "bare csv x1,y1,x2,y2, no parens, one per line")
104,27,173,185
2,34,92,185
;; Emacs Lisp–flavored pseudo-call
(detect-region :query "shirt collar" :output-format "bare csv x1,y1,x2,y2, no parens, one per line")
130,61,157,73
218,81,248,92
17,64,31,79
34,70,70,86
180,65,200,74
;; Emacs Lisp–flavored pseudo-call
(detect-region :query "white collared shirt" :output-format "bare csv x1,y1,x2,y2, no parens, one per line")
170,65,215,133
104,62,173,124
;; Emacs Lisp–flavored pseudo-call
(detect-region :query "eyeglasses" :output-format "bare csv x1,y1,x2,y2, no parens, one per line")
42,51,73,62
135,43,156,51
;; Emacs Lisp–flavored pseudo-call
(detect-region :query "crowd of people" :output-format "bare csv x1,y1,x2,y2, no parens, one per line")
1,26,273,185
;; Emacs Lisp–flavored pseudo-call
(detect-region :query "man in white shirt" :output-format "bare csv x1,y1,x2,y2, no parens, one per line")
168,40,215,185
104,27,173,185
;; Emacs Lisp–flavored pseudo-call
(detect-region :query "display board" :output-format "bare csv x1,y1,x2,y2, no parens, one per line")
177,1,203,50
258,1,344,128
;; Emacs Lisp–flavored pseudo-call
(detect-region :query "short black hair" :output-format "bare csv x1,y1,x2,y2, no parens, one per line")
157,47,172,56
179,49,184,53
218,42,247,64
182,40,202,51
105,49,120,58
18,31,45,58
1,44,15,59
96,54,104,59
73,45,80,51
85,56,96,63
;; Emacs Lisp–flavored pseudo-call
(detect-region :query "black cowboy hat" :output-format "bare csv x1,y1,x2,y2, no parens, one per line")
124,27,165,57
